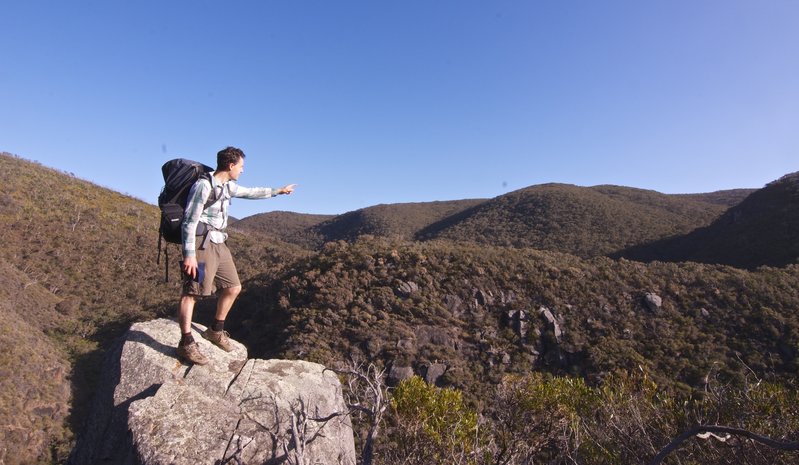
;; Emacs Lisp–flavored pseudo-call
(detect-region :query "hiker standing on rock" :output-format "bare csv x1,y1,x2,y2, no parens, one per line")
177,146,296,365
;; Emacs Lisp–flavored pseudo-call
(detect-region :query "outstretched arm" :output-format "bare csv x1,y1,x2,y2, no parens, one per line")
229,183,298,199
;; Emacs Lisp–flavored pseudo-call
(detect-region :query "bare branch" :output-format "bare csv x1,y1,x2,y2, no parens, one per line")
327,359,389,465
649,425,799,465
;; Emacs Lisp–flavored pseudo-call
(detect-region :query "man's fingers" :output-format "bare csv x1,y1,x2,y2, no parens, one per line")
184,264,196,279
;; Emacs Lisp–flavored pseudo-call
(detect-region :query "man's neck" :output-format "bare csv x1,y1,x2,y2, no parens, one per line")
213,171,232,183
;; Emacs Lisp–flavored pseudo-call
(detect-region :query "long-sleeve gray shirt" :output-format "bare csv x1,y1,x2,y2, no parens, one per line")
182,173,278,258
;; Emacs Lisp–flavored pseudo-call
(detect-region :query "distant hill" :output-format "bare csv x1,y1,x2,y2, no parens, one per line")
616,173,799,268
313,199,487,242
237,186,752,258
236,199,486,248
232,211,335,248
416,184,741,257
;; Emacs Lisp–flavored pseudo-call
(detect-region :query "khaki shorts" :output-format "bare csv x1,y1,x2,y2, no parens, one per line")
182,240,241,296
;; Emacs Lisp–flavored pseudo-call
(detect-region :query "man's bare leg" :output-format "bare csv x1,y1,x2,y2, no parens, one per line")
215,285,242,322
179,295,197,334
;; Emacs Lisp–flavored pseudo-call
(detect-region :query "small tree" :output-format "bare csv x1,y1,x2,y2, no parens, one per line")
386,376,479,465
484,373,598,465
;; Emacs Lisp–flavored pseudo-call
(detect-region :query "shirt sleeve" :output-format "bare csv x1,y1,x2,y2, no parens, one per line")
182,179,212,258
228,181,277,199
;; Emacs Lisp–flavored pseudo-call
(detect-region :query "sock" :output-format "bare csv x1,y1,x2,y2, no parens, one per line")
179,332,194,347
212,319,225,332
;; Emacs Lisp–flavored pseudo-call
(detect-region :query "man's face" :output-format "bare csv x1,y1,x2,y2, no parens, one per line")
229,158,244,181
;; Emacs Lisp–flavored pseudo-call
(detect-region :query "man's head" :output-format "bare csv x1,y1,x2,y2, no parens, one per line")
217,146,246,181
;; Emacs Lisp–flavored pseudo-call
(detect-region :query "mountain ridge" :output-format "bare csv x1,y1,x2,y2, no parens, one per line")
414,183,748,256
237,181,755,257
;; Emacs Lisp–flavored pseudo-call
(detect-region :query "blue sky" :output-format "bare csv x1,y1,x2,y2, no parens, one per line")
3,1,798,217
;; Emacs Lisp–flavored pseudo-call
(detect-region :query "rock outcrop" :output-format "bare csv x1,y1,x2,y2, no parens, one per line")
388,365,414,384
644,293,663,312
69,318,356,465
539,307,562,342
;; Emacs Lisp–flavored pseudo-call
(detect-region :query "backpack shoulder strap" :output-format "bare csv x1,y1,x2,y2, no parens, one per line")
195,173,220,210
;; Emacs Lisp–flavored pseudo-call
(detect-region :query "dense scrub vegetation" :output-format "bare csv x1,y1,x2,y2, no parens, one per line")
2,152,797,464
0,262,72,465
380,372,799,464
237,237,799,395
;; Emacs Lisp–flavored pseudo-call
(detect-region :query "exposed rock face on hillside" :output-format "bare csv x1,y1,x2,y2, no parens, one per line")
69,319,356,465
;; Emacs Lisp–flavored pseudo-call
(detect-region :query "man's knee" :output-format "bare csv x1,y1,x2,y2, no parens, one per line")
179,295,196,309
223,285,242,297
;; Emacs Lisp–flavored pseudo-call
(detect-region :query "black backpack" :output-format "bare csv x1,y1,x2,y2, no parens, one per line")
156,158,217,281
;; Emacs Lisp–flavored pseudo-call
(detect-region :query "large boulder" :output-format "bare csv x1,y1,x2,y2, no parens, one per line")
388,365,414,385
423,363,447,385
539,307,562,342
69,318,356,465
644,293,663,312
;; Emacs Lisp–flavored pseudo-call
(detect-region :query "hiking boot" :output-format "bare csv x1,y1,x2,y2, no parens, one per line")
201,329,233,352
176,342,209,365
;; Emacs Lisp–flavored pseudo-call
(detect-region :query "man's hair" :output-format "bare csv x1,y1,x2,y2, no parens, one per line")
216,146,245,172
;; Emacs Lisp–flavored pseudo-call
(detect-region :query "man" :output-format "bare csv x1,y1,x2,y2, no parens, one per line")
176,146,296,365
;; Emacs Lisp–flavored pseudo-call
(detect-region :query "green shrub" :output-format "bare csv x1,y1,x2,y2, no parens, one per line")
386,376,479,464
